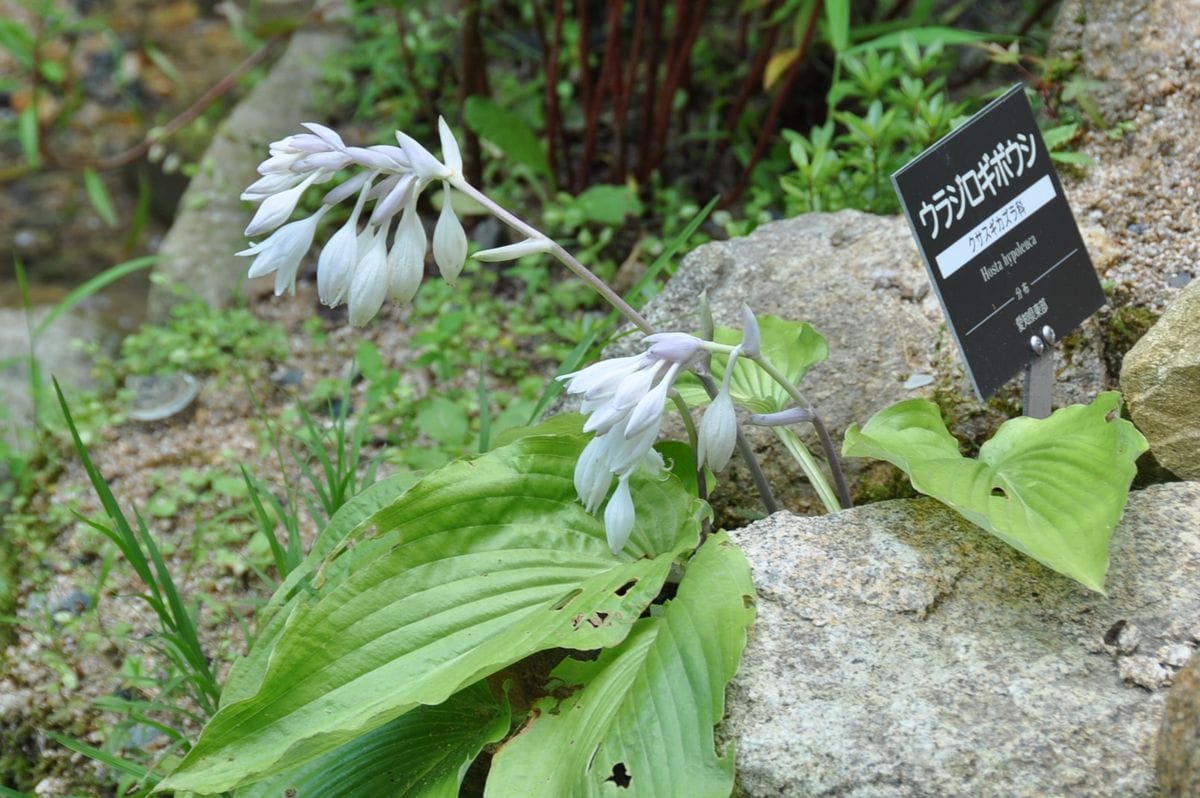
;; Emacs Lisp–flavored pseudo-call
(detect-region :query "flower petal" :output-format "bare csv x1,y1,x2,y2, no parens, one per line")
438,116,463,177
243,172,318,237
396,130,449,183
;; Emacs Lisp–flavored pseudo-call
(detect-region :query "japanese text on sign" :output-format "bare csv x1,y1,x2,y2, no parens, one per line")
917,132,1038,240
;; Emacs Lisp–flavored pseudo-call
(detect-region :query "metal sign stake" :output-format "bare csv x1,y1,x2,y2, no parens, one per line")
1022,324,1057,418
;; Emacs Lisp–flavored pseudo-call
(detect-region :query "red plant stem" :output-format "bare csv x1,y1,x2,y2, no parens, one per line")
459,0,490,187
87,34,286,172
612,0,645,181
576,0,593,125
635,1,663,182
576,0,623,191
648,0,707,181
720,0,820,209
717,0,784,159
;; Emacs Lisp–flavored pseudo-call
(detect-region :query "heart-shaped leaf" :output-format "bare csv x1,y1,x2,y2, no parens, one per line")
842,392,1148,592
484,532,755,797
159,435,703,794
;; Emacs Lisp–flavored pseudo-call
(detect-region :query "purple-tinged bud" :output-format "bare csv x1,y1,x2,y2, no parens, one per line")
742,304,761,357
747,407,814,427
643,332,705,364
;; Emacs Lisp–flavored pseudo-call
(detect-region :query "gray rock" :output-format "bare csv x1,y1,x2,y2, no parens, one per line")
1158,653,1200,796
1121,279,1200,479
0,307,118,451
723,482,1200,797
147,25,351,321
1048,0,1200,311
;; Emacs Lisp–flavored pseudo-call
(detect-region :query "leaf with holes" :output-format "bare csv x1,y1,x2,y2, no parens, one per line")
842,392,1147,592
484,532,755,797
236,680,509,798
158,435,704,794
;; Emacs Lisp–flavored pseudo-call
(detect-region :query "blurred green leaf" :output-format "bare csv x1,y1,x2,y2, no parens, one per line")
464,96,552,183
83,168,119,227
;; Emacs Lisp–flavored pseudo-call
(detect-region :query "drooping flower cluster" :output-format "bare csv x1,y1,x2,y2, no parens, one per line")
560,332,741,554
238,119,489,326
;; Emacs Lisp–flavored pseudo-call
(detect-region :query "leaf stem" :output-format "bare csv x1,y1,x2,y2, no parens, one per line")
448,177,652,333
746,352,852,510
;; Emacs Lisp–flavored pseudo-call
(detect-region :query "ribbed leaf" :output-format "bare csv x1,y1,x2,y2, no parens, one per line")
485,532,755,797
842,392,1148,592
160,435,703,794
677,315,828,413
237,680,509,798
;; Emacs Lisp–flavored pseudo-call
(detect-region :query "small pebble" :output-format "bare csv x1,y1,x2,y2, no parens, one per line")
1160,643,1195,669
1119,654,1173,690
1166,271,1192,287
903,373,935,390
50,589,92,618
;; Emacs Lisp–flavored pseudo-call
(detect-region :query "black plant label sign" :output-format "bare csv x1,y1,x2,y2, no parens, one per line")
892,84,1105,399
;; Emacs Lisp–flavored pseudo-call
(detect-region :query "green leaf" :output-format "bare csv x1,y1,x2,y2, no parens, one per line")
571,184,643,225
824,0,850,53
159,435,703,794
464,96,552,183
485,532,755,797
1050,150,1095,166
677,315,828,413
415,395,470,446
842,392,1148,592
237,680,510,798
18,105,40,169
847,26,996,53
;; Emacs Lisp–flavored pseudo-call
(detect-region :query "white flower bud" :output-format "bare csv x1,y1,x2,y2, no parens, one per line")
348,228,389,326
387,203,426,304
698,383,737,472
471,238,552,262
698,346,741,471
432,185,467,284
643,332,705,364
742,304,762,357
316,218,359,307
603,476,636,554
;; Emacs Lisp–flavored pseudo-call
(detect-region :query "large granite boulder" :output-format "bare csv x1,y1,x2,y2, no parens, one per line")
1121,279,1200,479
1158,654,1200,796
722,482,1200,797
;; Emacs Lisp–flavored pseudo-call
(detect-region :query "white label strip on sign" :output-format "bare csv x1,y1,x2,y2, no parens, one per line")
935,174,1056,279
